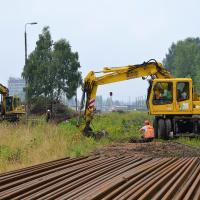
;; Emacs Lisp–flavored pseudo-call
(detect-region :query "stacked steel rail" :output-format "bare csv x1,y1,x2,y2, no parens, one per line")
0,156,199,199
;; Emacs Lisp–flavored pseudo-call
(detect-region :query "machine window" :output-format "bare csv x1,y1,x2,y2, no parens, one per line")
177,82,189,102
13,98,19,108
153,82,173,105
6,97,12,112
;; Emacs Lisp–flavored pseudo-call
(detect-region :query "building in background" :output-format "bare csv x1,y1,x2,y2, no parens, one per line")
8,77,25,101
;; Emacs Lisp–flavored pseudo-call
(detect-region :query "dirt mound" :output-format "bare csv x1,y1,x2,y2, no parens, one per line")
92,141,200,158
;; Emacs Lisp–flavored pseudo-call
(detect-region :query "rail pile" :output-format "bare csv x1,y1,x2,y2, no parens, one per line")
0,156,199,199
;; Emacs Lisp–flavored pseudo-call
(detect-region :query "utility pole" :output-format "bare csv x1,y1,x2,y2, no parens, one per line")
75,91,78,111
24,22,37,120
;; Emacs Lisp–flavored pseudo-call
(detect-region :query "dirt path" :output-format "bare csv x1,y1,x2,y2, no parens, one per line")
92,141,200,157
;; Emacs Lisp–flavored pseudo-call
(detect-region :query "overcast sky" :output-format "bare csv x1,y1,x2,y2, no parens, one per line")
0,0,199,101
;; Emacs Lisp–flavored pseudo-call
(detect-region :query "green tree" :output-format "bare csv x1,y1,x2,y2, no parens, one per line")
52,39,82,100
22,27,82,106
163,37,200,93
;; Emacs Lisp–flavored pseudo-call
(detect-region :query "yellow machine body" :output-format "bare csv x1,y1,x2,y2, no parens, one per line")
0,83,25,121
5,96,25,114
79,60,200,137
149,78,200,115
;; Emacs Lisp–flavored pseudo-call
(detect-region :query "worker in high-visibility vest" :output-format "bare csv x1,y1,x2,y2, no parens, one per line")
139,120,155,140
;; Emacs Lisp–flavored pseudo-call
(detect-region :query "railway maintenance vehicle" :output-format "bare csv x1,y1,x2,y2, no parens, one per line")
78,59,200,138
0,83,25,121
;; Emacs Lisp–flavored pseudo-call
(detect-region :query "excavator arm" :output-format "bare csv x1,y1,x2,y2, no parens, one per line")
0,84,9,95
78,59,172,133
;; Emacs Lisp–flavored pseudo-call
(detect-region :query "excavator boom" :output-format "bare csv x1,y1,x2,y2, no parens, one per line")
78,59,172,133
78,59,200,139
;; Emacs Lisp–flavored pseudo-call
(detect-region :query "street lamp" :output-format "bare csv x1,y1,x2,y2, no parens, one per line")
25,22,37,65
24,22,37,118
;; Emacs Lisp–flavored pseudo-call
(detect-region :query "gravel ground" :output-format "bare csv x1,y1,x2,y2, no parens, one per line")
92,141,200,158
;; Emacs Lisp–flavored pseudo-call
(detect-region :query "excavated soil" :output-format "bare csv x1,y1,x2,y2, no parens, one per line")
92,141,200,158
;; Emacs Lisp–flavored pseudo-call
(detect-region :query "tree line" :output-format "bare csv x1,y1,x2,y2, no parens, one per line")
163,37,200,93
22,26,200,109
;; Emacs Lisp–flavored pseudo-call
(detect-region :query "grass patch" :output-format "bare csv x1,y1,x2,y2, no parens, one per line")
0,111,150,172
2,111,200,172
92,111,151,142
175,137,200,149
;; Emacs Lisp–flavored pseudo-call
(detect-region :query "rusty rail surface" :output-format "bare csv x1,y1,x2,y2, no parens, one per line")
0,156,199,199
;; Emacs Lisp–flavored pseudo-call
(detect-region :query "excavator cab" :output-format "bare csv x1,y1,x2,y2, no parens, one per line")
149,78,192,115
149,78,195,137
5,96,25,113
3,96,25,121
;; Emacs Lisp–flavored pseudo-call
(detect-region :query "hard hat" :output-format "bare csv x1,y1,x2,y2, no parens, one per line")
144,120,150,125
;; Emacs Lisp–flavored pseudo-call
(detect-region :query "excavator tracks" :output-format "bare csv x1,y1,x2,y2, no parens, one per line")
0,156,199,199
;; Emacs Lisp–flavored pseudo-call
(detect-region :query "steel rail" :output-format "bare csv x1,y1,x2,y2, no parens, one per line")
0,156,199,200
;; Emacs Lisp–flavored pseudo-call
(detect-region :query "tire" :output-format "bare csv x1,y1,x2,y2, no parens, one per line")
197,120,200,135
158,119,166,139
165,119,172,139
153,118,158,138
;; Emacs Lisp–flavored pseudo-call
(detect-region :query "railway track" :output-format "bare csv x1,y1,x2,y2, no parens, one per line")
0,156,199,199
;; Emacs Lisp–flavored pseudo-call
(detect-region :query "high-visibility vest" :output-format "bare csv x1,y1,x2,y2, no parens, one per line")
144,125,154,139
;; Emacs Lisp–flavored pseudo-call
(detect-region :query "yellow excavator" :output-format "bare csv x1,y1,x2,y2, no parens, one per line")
78,59,200,138
0,83,25,121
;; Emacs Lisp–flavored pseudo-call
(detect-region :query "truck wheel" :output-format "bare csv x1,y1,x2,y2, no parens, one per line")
158,119,166,139
165,119,172,139
153,118,158,138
